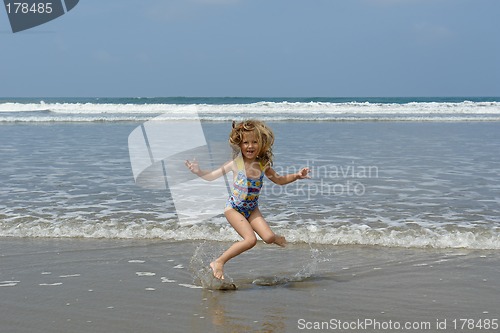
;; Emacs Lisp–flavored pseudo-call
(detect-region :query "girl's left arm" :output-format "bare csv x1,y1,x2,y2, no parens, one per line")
265,166,310,185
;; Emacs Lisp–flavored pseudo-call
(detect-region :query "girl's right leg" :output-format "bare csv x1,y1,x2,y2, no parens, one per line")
210,209,257,279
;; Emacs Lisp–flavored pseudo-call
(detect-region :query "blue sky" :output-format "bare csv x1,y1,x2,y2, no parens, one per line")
1,0,499,97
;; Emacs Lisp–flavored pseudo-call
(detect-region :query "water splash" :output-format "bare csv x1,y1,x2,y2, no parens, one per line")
252,245,328,286
189,242,237,290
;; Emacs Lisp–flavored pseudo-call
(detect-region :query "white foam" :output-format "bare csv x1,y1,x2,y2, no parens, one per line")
1,101,499,122
0,281,20,287
178,283,203,289
282,225,500,250
136,272,156,277
39,282,63,286
161,277,176,283
1,218,499,249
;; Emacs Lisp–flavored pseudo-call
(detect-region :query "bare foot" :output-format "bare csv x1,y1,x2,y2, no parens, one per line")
274,234,287,247
210,261,225,280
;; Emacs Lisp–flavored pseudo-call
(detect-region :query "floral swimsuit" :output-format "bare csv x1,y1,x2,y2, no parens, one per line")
226,160,264,219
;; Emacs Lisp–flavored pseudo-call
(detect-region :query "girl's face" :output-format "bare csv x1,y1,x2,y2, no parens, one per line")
240,131,260,160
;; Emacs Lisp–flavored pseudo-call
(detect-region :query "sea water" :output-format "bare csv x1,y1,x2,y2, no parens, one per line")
1,97,499,249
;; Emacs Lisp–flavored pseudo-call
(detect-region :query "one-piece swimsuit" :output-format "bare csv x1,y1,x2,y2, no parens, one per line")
226,161,264,219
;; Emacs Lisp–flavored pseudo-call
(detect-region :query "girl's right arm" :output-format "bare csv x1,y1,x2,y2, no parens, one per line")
185,159,234,181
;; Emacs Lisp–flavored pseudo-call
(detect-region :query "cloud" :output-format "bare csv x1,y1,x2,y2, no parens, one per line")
91,49,117,64
143,0,239,22
365,0,420,5
194,0,239,4
413,22,452,44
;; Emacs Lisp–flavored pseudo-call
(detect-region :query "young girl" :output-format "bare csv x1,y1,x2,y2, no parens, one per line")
185,120,310,279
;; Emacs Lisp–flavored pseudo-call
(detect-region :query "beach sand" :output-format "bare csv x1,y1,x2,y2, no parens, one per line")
1,238,498,333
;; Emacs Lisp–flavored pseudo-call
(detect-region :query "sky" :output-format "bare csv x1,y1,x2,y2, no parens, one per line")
0,0,499,97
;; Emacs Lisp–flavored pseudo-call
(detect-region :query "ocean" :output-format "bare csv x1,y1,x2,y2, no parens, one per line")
1,97,499,250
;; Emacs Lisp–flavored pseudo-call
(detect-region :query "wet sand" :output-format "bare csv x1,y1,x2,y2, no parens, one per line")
1,238,499,333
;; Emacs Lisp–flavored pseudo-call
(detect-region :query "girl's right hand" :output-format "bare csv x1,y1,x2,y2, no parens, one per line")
185,158,200,175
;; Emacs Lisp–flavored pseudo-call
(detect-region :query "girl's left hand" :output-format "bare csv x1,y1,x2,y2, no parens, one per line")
297,167,311,179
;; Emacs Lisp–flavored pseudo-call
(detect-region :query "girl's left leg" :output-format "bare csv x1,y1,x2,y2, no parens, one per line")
248,208,286,247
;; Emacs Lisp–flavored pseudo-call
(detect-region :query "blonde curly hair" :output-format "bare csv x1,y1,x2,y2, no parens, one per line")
229,120,274,167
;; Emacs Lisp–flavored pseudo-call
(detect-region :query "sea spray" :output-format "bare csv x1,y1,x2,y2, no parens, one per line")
252,245,330,286
189,242,236,290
